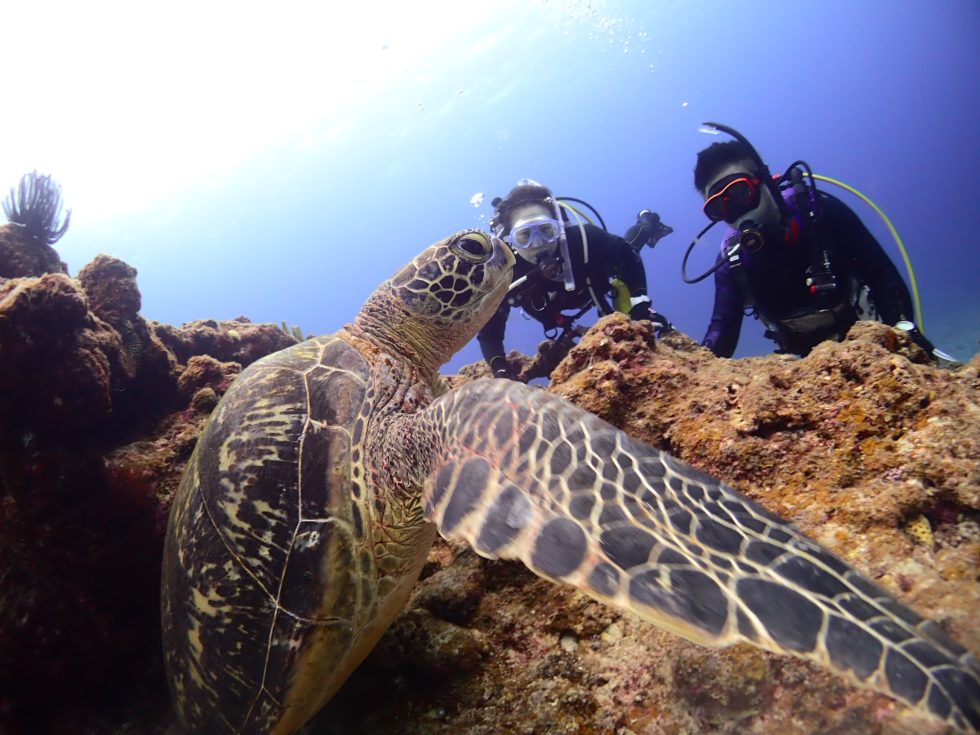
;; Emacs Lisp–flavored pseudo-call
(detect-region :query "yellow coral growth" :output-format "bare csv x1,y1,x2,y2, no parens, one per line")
904,514,934,548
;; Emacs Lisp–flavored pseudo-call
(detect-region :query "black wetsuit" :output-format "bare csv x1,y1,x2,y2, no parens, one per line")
478,223,649,367
703,191,915,358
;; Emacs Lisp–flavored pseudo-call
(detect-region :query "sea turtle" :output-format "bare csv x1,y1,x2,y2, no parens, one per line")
161,230,980,734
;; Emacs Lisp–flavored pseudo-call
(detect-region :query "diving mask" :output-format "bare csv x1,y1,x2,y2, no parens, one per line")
703,173,762,223
507,215,562,250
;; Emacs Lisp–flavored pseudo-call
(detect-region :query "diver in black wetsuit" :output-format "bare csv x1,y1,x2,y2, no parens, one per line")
690,128,939,359
477,180,673,380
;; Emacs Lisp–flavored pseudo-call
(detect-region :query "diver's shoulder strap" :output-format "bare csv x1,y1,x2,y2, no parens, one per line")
783,179,837,295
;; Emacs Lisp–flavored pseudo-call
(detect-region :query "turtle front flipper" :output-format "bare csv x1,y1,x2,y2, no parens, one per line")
418,378,980,732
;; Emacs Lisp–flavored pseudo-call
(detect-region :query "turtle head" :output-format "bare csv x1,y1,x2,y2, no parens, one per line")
353,229,515,374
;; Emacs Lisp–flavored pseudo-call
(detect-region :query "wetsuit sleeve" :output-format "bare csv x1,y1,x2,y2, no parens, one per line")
702,256,743,358
821,193,914,325
477,300,510,372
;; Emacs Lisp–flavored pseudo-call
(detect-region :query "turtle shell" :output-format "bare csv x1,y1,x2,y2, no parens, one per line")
161,334,434,735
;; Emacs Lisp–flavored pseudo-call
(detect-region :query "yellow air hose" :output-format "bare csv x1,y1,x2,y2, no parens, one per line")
812,173,924,329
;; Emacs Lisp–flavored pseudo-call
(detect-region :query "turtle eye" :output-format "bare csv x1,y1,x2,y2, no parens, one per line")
451,231,492,261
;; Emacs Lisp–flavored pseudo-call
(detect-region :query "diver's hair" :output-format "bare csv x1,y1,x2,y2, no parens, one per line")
491,182,553,233
2,171,72,245
694,141,758,194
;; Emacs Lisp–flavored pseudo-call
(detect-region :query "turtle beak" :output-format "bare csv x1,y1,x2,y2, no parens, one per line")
491,235,516,271
482,236,515,310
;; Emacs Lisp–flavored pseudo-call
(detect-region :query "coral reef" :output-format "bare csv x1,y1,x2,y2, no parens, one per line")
0,229,976,735
313,316,978,735
0,252,298,734
154,315,299,368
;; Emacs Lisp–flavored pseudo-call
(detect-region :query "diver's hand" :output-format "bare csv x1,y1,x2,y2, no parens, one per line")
628,301,673,337
895,320,935,354
629,302,653,322
637,210,661,231
893,321,962,366
650,311,673,338
626,210,667,251
489,356,516,380
634,210,673,249
628,296,653,321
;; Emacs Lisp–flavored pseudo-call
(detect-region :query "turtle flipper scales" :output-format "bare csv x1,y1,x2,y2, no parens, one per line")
419,378,980,732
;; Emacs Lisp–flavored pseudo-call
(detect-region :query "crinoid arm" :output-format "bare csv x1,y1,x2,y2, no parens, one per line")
419,378,980,733
2,171,71,245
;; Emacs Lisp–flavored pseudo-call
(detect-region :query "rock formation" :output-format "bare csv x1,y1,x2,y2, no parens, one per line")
0,229,298,733
0,220,976,734
310,316,978,735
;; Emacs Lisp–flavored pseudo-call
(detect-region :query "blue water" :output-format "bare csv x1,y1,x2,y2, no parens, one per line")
16,0,980,371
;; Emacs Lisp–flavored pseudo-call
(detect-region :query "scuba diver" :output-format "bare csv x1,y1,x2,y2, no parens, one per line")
478,180,673,380
687,123,944,360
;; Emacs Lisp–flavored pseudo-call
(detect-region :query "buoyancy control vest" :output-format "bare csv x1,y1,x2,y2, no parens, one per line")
719,189,864,350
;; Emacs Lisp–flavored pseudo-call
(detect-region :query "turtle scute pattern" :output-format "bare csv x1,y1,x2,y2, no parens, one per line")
164,227,979,735
419,378,980,732
162,336,405,735
162,230,515,735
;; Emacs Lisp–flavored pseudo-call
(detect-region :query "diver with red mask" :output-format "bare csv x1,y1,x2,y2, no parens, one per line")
477,180,672,380
687,123,948,361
